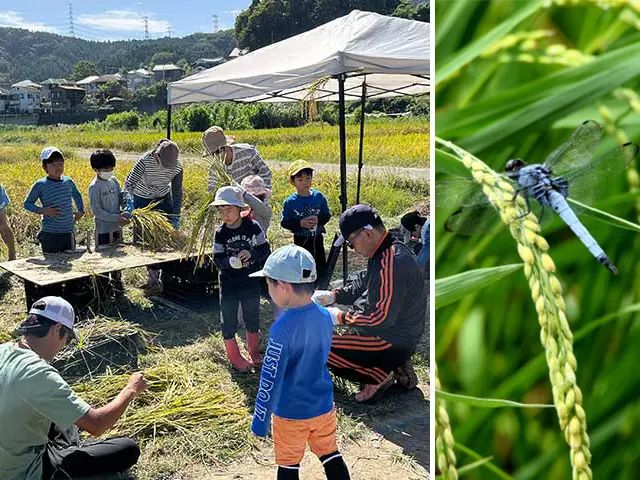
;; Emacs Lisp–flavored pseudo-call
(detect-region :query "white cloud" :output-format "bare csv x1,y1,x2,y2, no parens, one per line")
76,10,170,34
0,10,59,33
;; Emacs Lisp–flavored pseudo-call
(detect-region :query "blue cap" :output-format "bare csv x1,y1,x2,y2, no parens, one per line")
249,245,317,283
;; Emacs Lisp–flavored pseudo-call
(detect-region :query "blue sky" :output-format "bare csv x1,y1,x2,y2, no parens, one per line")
0,1,251,41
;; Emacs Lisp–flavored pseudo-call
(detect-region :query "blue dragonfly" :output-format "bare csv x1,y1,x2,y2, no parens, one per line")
438,120,639,274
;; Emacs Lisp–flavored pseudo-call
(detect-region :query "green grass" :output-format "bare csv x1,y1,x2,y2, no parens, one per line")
0,118,429,168
435,1,640,479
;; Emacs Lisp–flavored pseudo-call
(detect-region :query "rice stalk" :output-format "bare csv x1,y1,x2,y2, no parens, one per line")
183,151,233,267
436,136,593,480
131,202,185,251
435,367,458,480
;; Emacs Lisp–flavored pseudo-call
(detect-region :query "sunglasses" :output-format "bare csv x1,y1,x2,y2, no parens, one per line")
345,228,366,249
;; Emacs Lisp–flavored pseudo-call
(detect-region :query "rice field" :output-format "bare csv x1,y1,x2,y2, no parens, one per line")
0,118,429,479
0,117,429,168
435,1,640,479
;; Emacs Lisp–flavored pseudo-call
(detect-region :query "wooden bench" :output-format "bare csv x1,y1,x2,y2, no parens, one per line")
0,244,217,310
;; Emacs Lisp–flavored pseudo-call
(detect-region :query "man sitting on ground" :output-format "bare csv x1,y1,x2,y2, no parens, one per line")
0,296,147,480
313,205,427,402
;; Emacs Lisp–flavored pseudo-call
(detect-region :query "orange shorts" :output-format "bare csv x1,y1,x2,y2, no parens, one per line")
272,408,338,466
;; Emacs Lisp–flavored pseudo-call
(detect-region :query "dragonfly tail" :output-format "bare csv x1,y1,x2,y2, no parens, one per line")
597,255,618,275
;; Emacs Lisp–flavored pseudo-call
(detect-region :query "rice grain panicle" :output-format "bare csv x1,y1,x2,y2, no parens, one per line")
437,137,593,480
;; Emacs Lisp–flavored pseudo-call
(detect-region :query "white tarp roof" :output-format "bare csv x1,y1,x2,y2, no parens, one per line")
168,10,429,105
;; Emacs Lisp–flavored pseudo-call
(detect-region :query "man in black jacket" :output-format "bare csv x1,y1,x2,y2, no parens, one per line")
313,204,427,402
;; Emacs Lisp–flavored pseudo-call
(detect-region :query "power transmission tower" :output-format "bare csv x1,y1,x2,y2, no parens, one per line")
144,17,149,40
212,15,219,33
166,26,172,38
68,1,75,37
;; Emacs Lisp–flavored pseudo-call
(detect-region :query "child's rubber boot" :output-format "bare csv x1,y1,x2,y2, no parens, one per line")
246,331,263,368
224,338,252,372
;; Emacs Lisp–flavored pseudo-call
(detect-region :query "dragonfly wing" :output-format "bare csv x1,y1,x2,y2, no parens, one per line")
543,120,602,175
437,178,505,235
564,142,639,206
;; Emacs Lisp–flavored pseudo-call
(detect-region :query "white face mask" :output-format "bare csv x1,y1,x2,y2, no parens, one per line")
98,171,114,180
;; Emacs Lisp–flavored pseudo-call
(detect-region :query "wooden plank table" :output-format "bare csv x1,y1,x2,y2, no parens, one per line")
0,244,215,308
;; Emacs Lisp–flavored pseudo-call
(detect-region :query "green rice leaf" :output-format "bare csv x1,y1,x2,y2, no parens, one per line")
455,443,514,480
567,198,640,233
436,264,523,310
436,0,544,84
437,389,554,409
456,457,495,477
435,147,471,177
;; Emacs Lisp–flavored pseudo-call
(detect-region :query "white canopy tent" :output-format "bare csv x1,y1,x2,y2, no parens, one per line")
167,10,429,282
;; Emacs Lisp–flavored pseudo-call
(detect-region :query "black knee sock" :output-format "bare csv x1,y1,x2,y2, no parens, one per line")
320,451,350,480
277,464,300,480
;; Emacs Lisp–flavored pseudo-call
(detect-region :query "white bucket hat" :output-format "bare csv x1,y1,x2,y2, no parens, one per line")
210,185,247,208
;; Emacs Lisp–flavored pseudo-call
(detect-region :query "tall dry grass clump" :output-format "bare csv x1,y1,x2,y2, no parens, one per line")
437,137,592,480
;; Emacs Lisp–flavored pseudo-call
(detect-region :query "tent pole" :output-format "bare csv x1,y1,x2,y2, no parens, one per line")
338,74,348,283
356,80,366,204
166,104,172,140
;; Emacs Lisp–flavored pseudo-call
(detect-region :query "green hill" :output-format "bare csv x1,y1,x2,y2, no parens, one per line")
0,28,237,86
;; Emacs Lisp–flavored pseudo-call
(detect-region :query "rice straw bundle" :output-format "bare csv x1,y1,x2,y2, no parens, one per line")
72,354,252,458
131,202,185,251
184,152,235,267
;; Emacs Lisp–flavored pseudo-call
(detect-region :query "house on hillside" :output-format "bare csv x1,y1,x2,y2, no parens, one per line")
50,85,85,111
77,75,101,95
152,64,183,82
40,78,74,102
192,57,225,73
9,80,42,113
0,87,9,114
126,68,153,89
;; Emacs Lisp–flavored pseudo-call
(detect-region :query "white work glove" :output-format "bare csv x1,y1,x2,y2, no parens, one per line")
326,306,343,326
312,290,336,306
229,256,243,269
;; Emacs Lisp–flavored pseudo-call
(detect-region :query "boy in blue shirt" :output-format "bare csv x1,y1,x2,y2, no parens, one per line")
0,183,16,260
281,160,330,283
249,245,350,480
24,147,85,254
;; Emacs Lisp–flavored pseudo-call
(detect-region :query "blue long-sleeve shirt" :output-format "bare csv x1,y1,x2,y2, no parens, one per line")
281,190,330,237
24,176,84,233
251,302,334,437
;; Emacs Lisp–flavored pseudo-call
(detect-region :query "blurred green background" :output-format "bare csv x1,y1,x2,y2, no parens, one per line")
435,1,640,478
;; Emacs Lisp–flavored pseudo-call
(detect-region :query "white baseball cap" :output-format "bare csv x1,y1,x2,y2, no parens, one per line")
40,146,63,162
29,296,76,333
210,185,247,208
250,245,317,283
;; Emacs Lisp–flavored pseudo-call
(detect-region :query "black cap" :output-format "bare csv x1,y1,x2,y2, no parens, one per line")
400,210,427,231
334,204,383,247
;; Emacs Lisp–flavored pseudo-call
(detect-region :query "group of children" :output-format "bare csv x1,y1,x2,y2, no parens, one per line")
0,144,350,479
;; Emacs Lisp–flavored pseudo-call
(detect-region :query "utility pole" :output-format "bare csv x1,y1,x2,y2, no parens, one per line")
212,15,219,33
144,17,149,40
68,1,75,37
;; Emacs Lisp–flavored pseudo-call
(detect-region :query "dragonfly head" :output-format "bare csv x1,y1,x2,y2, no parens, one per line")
505,158,525,175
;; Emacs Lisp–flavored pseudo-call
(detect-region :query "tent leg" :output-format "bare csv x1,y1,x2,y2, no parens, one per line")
166,105,172,140
356,81,366,204
338,74,348,283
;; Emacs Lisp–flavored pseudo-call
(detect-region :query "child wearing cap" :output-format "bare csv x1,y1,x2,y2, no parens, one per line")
0,183,16,260
24,147,85,254
249,245,351,480
212,185,271,372
281,160,331,282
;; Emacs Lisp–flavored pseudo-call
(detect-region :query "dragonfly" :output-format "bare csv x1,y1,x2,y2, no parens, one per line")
438,120,639,274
